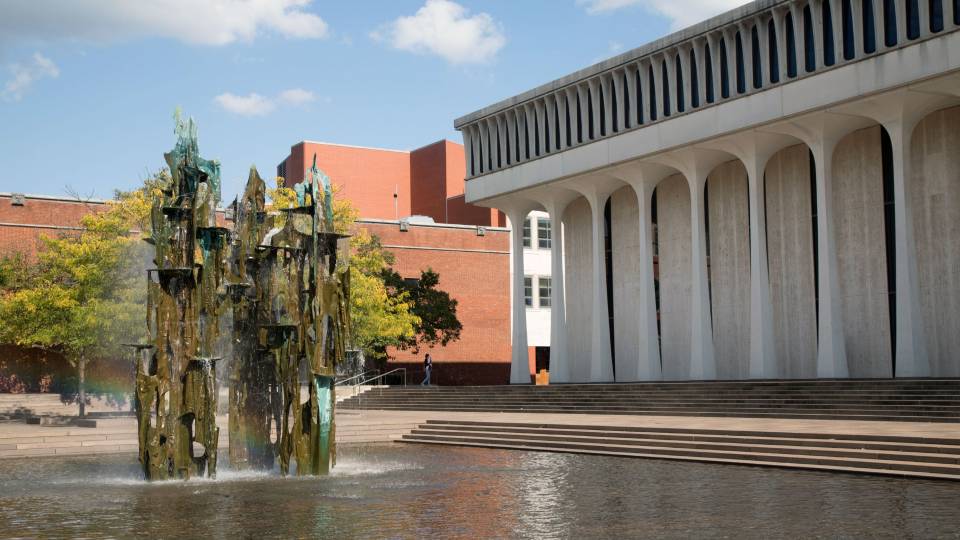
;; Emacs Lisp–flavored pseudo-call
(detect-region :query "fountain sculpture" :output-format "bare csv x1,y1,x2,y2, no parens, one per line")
134,113,226,480
135,114,350,480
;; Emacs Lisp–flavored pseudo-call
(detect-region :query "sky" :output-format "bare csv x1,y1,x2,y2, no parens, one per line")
0,0,749,202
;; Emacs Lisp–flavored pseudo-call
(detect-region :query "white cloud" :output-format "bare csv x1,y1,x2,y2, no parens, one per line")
2,52,59,102
578,0,751,30
0,0,328,47
215,87,319,116
215,93,275,116
278,88,315,105
373,0,505,65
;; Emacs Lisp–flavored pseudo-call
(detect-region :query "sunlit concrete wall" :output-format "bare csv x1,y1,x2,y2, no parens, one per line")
707,161,750,379
563,198,593,382
766,145,818,379
833,126,893,377
912,106,960,376
657,175,692,379
611,186,641,381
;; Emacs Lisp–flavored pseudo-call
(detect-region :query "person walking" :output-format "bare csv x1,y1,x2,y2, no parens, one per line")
421,353,433,386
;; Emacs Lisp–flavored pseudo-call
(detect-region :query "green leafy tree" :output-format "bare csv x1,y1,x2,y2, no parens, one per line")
0,187,152,415
383,268,463,353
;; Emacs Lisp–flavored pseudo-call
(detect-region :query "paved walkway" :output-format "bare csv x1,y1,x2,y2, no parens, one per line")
3,409,958,459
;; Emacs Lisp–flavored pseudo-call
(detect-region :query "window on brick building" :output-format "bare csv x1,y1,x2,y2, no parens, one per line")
537,218,552,249
524,276,534,307
522,217,532,248
539,277,552,308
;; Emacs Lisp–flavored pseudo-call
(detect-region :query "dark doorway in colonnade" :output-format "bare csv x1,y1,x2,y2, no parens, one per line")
605,198,616,378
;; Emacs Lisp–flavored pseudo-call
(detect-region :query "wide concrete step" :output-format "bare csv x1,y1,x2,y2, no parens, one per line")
400,421,960,480
342,405,959,422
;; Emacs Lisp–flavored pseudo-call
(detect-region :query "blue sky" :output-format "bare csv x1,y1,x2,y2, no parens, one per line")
0,0,746,202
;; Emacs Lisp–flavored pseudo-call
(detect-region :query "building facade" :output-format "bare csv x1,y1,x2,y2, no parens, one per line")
455,0,960,383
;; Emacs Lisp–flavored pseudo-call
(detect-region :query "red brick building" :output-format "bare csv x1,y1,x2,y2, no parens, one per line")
358,219,510,385
277,140,504,227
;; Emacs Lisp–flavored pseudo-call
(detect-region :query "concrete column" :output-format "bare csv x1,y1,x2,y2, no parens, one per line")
585,190,615,382
495,115,506,168
534,100,547,156
639,60,653,120
666,50,679,114
708,33,722,101
546,94,558,152
524,103,536,159
723,28,737,96
875,0,887,49
625,64,639,127
577,83,590,142
688,170,717,380
488,118,501,170
478,121,490,173
918,0,930,37
611,166,666,381
558,91,571,148
774,8,789,81
757,16,770,86
745,154,778,378
895,0,907,44
652,55,666,117
542,196,574,383
600,74,614,135
851,0,865,56
789,2,803,69
696,38,709,107
885,118,931,376
505,113,516,165
463,128,474,177
810,137,849,378
588,78,602,139
811,0,825,70
739,22,753,92
679,45,692,111
612,70,626,132
507,208,533,384
830,0,843,62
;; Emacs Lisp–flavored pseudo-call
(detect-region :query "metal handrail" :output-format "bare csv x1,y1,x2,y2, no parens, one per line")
335,370,379,387
354,368,406,388
348,368,407,410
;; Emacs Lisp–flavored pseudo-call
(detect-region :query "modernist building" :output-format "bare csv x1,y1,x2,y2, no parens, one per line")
456,0,960,383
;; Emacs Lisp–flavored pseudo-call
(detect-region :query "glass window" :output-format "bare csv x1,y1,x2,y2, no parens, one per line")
538,218,552,249
539,277,552,308
522,217,532,248
524,276,534,307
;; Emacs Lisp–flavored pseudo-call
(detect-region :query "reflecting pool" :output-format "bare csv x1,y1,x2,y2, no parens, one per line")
1,445,959,539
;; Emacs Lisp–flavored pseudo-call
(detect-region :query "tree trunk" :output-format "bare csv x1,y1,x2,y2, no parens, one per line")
78,355,86,418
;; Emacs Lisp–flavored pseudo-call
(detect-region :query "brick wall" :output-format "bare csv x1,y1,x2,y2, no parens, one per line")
0,194,106,261
357,220,511,385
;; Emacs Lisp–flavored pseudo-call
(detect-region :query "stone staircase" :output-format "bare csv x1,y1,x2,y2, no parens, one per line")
339,380,960,422
400,419,960,480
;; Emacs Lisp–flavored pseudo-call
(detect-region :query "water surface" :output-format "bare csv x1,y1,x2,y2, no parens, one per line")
1,445,959,539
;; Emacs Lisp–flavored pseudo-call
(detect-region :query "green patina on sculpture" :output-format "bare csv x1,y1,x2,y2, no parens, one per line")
134,112,226,480
227,156,350,475
135,112,350,480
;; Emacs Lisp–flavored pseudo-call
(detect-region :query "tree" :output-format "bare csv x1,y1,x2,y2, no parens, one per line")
383,268,462,353
0,186,151,415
